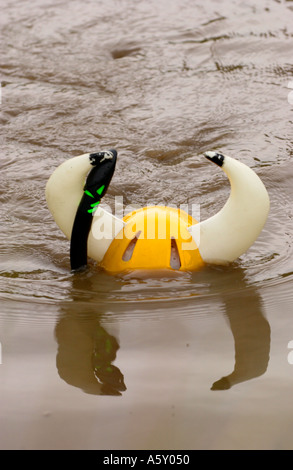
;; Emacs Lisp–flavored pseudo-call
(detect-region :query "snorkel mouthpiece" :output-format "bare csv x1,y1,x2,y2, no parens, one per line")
85,149,117,198
89,149,117,166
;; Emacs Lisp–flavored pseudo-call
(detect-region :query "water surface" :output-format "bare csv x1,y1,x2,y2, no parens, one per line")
1,0,293,450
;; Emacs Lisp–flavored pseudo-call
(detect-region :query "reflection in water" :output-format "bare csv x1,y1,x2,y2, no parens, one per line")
54,267,270,395
55,275,126,396
55,314,126,396
211,268,271,390
92,326,126,396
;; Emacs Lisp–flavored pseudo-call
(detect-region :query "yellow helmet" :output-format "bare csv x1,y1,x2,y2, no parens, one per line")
100,206,204,274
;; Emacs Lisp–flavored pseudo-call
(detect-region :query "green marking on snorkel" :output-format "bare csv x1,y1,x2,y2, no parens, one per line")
97,185,105,195
85,186,105,212
84,190,94,198
87,201,100,214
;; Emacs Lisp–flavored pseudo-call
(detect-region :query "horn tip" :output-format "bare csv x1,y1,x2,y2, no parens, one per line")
204,151,225,167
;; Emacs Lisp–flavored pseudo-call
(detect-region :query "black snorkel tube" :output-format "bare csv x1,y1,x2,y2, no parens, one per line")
70,149,117,271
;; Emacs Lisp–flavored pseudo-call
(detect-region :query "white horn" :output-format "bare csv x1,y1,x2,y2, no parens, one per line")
45,153,125,263
188,152,270,264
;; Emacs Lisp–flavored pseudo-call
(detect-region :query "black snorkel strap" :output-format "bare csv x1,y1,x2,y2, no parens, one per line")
70,149,117,271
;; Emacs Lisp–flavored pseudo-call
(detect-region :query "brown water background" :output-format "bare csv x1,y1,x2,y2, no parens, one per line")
1,0,293,450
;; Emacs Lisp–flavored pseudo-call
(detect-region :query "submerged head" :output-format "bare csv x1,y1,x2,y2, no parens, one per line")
100,206,204,274
46,149,270,273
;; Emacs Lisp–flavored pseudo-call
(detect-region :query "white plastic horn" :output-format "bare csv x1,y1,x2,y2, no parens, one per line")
188,152,270,264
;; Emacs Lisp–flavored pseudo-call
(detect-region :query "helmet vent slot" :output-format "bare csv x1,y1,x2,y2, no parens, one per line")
170,237,181,270
122,231,141,261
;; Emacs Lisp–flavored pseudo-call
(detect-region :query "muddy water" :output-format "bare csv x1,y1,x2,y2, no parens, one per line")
1,0,293,450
